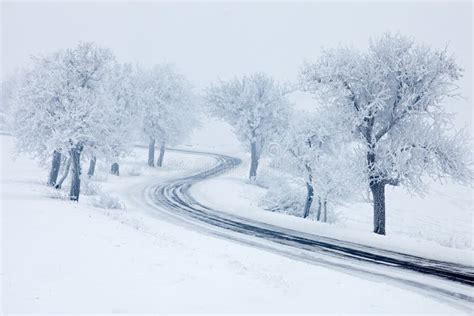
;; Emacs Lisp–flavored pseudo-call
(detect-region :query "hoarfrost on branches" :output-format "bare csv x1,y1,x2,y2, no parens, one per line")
300,33,472,234
205,73,290,180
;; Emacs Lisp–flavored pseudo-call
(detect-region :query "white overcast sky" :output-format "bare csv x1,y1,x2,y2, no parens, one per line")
1,1,472,126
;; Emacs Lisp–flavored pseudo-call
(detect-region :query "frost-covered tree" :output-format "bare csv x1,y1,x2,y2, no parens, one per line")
109,63,142,174
86,63,141,177
12,51,66,187
300,33,472,234
270,108,363,221
205,73,290,180
138,64,196,167
1,72,22,133
13,42,116,201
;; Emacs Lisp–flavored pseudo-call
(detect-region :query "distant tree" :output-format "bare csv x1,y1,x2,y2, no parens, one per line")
205,73,290,180
1,72,22,132
89,63,141,177
13,42,116,201
300,33,472,234
138,64,196,167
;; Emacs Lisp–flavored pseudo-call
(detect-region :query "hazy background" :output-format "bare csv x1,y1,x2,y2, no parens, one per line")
1,1,472,147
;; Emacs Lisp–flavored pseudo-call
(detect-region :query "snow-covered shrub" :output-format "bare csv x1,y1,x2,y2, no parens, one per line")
92,172,109,182
258,169,340,223
254,170,269,189
94,192,124,210
125,165,143,176
258,173,306,217
80,175,102,196
45,187,68,200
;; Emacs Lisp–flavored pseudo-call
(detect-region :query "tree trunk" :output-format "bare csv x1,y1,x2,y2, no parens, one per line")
370,182,386,235
47,150,61,187
157,142,165,167
55,156,71,189
316,197,322,221
303,181,314,218
322,198,328,223
111,162,120,176
148,138,155,167
87,156,96,177
69,145,83,202
249,141,260,180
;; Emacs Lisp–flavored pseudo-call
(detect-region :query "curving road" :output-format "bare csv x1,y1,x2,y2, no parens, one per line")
143,148,474,312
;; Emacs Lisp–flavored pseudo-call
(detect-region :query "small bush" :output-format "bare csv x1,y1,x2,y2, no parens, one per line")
125,165,142,176
259,175,306,217
258,169,340,222
92,172,108,182
94,192,125,210
45,188,68,200
255,168,285,189
81,175,102,196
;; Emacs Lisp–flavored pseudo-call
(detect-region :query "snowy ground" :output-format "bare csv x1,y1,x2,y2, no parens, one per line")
191,155,474,266
0,135,470,314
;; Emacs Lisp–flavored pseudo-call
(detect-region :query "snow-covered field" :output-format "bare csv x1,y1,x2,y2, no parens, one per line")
1,134,468,314
191,156,474,265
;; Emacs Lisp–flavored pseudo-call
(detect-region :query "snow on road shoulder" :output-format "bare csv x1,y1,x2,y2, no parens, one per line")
0,136,468,314
190,156,474,266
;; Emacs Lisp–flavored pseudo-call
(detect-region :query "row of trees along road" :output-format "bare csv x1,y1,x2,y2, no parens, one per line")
6,34,472,235
10,42,197,202
205,33,472,235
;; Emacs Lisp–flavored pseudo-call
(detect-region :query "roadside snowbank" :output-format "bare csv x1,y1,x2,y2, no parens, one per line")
190,156,474,266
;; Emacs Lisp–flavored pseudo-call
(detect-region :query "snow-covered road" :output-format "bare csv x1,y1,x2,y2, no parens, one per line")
143,148,474,312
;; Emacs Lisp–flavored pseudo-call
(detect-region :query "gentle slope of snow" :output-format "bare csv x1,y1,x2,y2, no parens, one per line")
0,135,468,313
